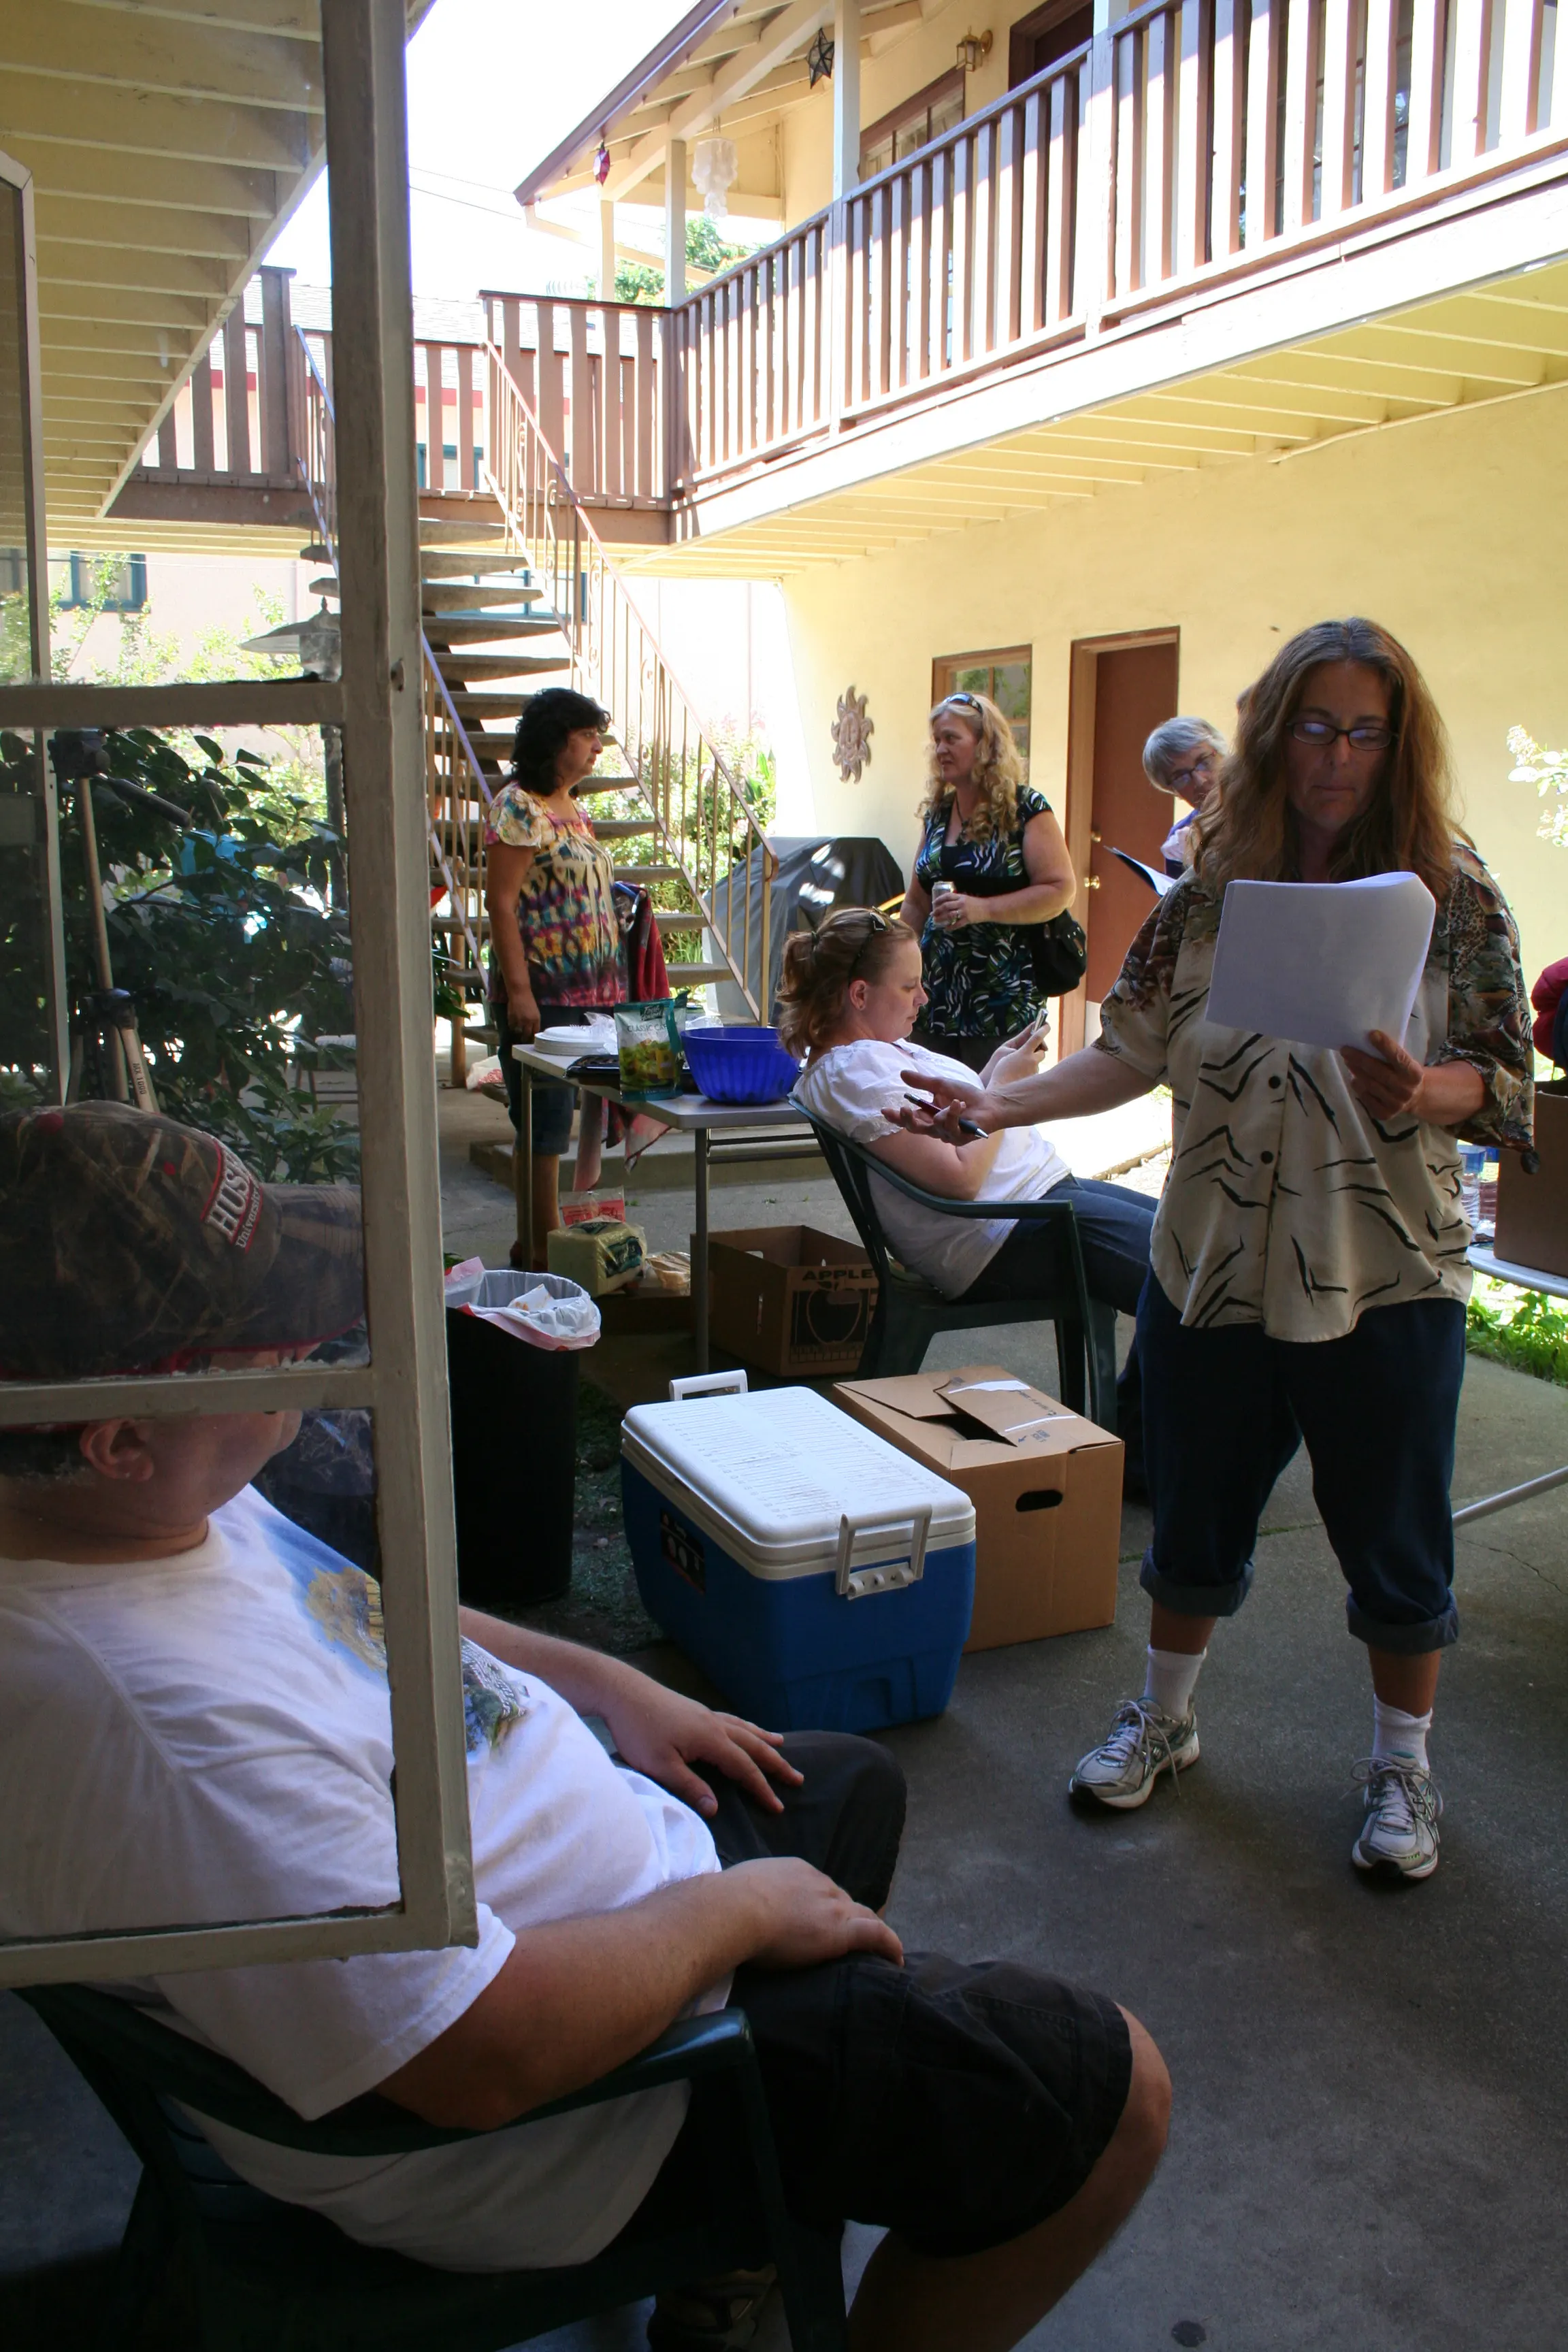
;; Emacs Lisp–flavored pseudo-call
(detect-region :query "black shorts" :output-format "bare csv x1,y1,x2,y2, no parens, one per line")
620,1733,1132,2261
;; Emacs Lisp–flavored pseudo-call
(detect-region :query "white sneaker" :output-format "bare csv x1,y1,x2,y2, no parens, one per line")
1069,1698,1200,1810
1352,1759,1442,1880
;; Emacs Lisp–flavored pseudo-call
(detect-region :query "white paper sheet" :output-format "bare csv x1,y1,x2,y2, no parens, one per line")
1205,872,1436,1050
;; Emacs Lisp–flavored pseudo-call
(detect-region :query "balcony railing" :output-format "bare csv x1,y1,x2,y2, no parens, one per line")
121,0,1564,537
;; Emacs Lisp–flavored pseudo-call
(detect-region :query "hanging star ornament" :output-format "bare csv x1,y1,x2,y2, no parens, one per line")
807,29,835,86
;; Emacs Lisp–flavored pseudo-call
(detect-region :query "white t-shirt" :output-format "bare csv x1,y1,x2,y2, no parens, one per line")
797,1036,1068,1296
0,1488,722,2271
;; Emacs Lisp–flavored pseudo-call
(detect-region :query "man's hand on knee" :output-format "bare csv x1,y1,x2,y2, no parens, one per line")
728,1857,903,1971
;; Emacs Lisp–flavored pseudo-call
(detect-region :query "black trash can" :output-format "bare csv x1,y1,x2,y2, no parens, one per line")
445,1273,590,1607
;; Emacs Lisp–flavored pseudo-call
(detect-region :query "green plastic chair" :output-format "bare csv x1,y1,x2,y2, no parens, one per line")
18,1984,847,2352
794,1096,1119,1426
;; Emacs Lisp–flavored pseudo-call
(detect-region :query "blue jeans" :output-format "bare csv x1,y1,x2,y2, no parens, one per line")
1136,1275,1466,1653
960,1177,1155,1448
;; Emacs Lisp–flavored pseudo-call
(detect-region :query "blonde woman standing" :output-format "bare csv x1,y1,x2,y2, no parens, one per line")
899,691,1078,1073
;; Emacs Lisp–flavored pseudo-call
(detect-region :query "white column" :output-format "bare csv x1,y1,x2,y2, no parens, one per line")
832,0,862,199
664,138,687,301
598,198,617,300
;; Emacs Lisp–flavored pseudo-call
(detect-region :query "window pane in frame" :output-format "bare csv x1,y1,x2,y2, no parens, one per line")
0,0,474,1989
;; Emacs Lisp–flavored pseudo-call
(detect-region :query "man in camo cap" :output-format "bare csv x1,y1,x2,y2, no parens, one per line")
0,1101,363,1382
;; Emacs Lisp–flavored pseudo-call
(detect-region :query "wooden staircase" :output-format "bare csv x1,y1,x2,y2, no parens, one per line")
291,316,774,1084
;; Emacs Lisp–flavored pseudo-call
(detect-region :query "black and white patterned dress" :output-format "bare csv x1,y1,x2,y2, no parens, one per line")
914,783,1054,1043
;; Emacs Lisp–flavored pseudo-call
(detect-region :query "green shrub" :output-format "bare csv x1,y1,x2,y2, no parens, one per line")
1467,1279,1568,1385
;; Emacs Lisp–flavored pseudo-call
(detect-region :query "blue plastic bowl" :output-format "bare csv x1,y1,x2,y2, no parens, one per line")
681,1024,802,1105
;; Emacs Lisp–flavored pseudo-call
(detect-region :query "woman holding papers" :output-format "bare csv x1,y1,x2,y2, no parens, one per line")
891,619,1533,1884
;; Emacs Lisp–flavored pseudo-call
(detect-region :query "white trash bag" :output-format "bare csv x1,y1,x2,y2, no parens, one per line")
443,1259,601,1352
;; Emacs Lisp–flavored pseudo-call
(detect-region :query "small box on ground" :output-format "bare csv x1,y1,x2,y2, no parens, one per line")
546,1217,646,1296
621,1384,975,1731
1497,1079,1568,1277
833,1365,1122,1650
703,1226,879,1376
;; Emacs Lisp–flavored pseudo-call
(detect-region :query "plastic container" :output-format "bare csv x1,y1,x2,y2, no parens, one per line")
681,1023,802,1105
446,1269,590,1606
615,1001,683,1099
1458,1142,1486,1231
621,1383,975,1731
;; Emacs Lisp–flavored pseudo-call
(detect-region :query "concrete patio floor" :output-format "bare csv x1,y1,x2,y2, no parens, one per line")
5,1088,1565,2351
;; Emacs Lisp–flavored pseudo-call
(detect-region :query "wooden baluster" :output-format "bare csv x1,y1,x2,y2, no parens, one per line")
803,223,823,428
156,410,178,473
191,343,216,474
419,343,439,489
741,261,759,455
727,272,744,465
1449,0,1492,160
888,172,911,388
866,184,887,398
1320,0,1358,214
1210,0,1247,252
926,148,949,376
258,267,291,479
1361,0,1399,197
1405,0,1446,183
455,342,476,492
1175,0,1215,271
1245,0,1283,244
969,119,995,359
1045,76,1074,323
502,295,523,395
538,308,566,468
566,304,592,495
1114,24,1145,295
1282,0,1322,230
610,310,630,503
950,136,973,366
1019,88,1045,337
1145,7,1177,283
636,307,657,499
222,308,250,474
1499,0,1546,140
906,159,932,383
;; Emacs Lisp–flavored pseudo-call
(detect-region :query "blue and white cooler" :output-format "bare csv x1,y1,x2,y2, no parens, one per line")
621,1382,976,1733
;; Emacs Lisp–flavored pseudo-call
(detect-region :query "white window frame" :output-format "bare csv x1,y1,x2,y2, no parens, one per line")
0,0,478,1987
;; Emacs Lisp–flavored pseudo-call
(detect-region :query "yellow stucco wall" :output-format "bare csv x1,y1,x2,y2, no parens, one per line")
779,384,1568,999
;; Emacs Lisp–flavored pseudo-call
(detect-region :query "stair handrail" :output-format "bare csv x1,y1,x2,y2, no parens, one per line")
483,337,775,1022
291,322,493,994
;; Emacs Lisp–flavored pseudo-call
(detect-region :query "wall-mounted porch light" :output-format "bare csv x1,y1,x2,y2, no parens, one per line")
807,28,835,84
956,29,994,70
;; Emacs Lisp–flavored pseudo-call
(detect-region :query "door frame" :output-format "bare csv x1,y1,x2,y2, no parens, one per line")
1058,627,1180,1056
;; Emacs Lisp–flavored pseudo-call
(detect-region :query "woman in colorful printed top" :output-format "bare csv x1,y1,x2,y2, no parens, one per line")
893,619,1533,1884
485,688,625,1263
898,692,1077,1072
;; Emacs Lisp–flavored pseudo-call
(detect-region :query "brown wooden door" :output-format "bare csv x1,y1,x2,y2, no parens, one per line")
1083,641,1180,1000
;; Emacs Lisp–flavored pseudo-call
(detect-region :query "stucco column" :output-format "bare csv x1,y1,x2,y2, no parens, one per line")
832,0,861,199
664,137,687,301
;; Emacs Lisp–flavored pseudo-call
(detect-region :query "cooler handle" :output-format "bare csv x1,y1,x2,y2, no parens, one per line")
668,1369,750,1401
834,1507,931,1601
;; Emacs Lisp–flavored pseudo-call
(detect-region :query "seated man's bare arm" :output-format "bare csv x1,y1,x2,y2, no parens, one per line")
378,1859,902,2131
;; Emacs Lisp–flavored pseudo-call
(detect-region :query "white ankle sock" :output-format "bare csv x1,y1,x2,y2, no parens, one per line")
1143,1646,1206,1722
1373,1698,1432,1771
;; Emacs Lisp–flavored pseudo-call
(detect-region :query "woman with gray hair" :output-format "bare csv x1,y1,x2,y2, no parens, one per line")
1143,715,1226,876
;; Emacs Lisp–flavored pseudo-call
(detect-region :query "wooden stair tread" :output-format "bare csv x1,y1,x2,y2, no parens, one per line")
614,862,681,881
423,583,546,612
592,817,658,839
421,551,536,580
428,621,565,649
419,519,507,544
666,962,731,983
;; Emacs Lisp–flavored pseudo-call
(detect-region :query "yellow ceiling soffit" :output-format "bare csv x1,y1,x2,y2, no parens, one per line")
4,0,437,544
620,257,1568,576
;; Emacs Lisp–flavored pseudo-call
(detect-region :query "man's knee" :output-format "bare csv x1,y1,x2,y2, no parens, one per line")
1113,2009,1171,2185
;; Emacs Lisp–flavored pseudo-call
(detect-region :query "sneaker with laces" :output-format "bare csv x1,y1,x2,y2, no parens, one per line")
1352,1759,1443,1880
1069,1698,1200,1810
647,2266,777,2349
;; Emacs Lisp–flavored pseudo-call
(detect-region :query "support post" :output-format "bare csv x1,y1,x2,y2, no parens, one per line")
320,0,474,1950
665,139,687,302
832,0,862,199
599,198,617,301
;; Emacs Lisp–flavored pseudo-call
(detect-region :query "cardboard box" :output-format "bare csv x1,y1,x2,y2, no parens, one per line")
1496,1079,1568,1278
704,1226,879,1377
833,1364,1122,1650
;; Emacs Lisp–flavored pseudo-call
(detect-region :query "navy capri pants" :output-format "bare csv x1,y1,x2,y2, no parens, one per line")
1136,1277,1466,1654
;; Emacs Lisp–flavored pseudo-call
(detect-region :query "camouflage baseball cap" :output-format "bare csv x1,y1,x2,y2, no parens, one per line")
0,1103,364,1382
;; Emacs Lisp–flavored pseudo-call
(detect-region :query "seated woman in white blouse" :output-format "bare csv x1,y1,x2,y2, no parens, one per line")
785,908,1156,1446
888,618,1535,1886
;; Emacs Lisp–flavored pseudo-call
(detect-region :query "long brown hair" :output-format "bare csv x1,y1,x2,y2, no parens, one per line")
777,908,915,1058
919,692,1027,843
1194,619,1457,900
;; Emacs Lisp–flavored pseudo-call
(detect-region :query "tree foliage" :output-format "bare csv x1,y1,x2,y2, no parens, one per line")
610,216,758,304
1,725,359,1183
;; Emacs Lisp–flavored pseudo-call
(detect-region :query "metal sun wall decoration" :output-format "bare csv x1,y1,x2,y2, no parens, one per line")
832,687,873,781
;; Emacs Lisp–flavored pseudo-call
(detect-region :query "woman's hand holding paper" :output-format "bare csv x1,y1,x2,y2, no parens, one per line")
1341,1030,1487,1128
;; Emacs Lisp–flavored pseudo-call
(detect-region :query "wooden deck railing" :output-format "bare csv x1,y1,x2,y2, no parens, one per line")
483,0,1565,498
483,293,670,507
486,345,775,1019
135,265,299,488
